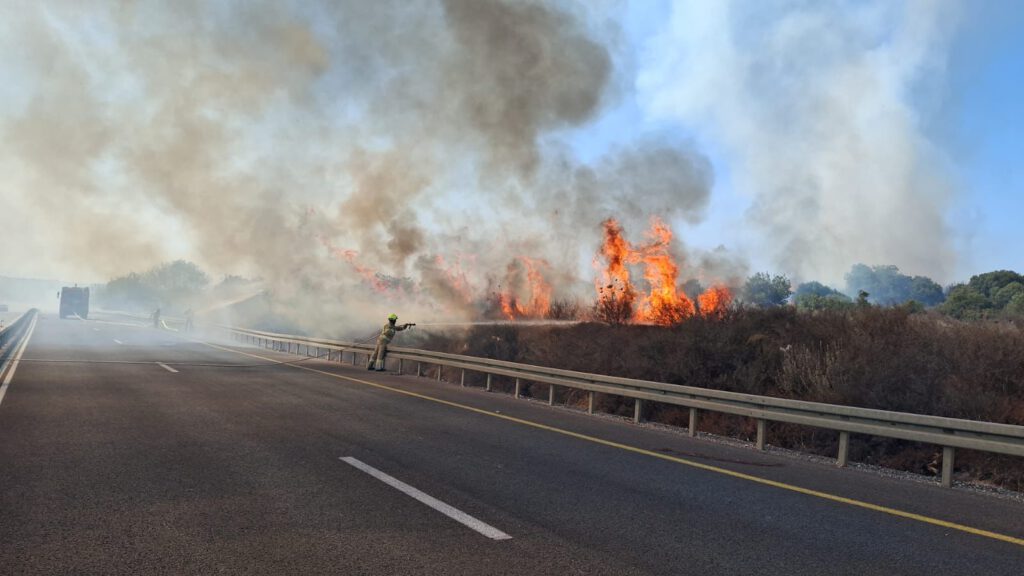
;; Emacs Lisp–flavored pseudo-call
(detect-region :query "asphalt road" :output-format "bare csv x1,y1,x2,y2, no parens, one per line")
1,312,1023,575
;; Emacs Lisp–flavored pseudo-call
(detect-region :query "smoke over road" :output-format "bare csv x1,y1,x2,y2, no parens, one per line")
639,0,961,285
0,0,969,332
0,0,721,332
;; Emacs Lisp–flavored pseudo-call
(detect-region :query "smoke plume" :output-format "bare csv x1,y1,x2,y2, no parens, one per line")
0,0,721,333
639,0,960,284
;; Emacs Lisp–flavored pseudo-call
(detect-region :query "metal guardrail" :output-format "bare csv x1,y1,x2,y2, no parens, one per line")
0,309,37,368
224,325,1024,489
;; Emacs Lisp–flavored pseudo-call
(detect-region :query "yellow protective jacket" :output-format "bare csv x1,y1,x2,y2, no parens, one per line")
378,322,408,345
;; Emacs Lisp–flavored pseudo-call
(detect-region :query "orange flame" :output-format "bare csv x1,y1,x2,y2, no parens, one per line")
596,218,723,326
319,238,393,293
595,219,638,317
337,249,392,293
497,257,553,319
698,285,733,318
634,218,695,324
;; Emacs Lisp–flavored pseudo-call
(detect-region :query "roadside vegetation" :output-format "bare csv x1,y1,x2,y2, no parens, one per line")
416,265,1024,492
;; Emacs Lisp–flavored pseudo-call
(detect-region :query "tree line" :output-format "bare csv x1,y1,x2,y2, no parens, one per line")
741,264,1024,320
94,260,253,314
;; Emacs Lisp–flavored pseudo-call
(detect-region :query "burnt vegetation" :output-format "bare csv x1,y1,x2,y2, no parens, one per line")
417,305,1024,491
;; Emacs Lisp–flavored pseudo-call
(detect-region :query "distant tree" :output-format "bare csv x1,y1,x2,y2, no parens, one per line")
795,293,854,311
856,290,871,307
1007,293,1024,317
742,273,792,308
908,276,945,306
98,272,154,311
794,281,842,298
216,275,253,290
966,270,1024,300
144,260,208,304
845,264,943,307
940,284,989,320
98,260,209,313
793,281,852,311
993,282,1024,310
900,300,926,314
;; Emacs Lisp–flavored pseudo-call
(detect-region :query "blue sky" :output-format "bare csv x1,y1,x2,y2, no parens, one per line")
941,2,1024,277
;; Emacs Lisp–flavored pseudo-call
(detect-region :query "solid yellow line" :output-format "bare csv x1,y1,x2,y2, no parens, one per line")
203,341,1024,548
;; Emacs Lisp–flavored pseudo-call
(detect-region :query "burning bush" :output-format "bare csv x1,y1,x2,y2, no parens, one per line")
594,218,735,326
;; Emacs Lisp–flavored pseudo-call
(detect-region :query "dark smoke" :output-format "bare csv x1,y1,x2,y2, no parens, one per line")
0,0,727,333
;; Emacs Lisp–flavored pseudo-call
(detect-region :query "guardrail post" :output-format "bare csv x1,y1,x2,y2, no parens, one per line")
756,419,767,451
417,362,422,377
514,378,521,399
437,365,442,382
942,446,955,488
587,391,594,414
548,385,555,406
398,358,403,375
689,408,698,437
837,431,850,468
485,373,492,392
461,369,466,387
634,400,643,423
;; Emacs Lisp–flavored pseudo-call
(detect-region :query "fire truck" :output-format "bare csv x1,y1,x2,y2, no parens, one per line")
59,286,90,319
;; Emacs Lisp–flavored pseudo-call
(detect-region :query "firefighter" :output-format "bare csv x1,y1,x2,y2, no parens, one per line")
367,313,413,371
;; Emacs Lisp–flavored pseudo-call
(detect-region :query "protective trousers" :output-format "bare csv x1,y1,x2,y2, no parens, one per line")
368,339,389,370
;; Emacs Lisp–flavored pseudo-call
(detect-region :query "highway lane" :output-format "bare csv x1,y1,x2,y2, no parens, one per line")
1,312,1022,575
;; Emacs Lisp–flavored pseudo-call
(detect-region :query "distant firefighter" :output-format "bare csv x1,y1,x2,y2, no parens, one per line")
367,313,414,371
152,307,161,329
184,308,195,332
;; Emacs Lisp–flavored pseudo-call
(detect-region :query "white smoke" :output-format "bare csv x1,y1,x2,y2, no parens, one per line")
638,0,961,284
0,0,718,333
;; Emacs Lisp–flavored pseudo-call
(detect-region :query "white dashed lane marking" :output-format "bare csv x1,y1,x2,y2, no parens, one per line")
339,456,512,541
